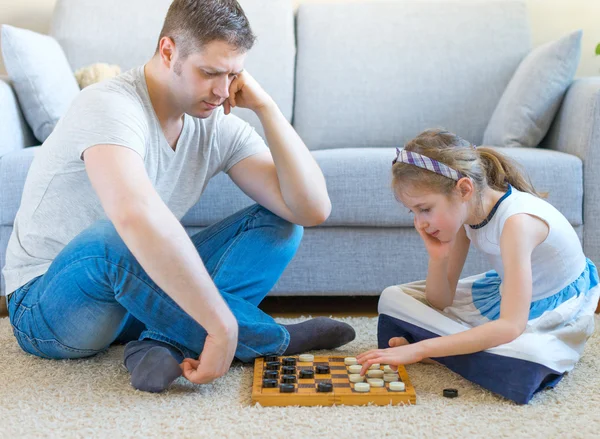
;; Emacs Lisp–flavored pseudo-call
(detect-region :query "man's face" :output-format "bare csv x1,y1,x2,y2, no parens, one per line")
169,40,246,118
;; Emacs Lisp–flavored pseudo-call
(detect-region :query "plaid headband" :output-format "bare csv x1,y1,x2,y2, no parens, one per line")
392,148,466,181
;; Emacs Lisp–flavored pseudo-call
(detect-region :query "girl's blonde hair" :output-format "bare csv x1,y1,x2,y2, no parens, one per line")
392,129,545,200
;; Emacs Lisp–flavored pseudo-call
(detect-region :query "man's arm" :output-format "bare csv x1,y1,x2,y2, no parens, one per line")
224,73,331,227
83,144,238,383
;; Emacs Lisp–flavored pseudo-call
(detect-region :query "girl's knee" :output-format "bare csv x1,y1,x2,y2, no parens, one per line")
378,285,412,314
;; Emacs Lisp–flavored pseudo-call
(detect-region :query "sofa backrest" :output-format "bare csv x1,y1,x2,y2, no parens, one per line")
293,0,531,150
49,0,296,134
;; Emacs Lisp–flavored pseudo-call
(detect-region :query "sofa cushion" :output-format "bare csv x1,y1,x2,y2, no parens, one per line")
1,25,80,143
293,0,531,150
50,0,295,137
314,147,582,227
1,225,14,296
483,30,583,148
172,147,584,228
0,147,38,226
0,76,37,154
1,147,583,229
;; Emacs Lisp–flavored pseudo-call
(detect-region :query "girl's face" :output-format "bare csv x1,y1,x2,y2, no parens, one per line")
397,184,470,243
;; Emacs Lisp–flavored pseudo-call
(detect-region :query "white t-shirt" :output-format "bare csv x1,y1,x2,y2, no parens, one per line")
3,66,267,296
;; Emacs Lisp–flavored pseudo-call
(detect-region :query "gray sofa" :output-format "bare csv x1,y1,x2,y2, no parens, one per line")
1,0,599,298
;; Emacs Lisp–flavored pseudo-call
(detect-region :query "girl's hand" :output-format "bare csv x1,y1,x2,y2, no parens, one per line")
356,343,425,375
414,217,455,260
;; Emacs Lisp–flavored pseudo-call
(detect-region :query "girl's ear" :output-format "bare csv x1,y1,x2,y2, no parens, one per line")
456,177,474,201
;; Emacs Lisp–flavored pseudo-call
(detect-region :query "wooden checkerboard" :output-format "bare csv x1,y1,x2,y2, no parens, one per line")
251,356,416,406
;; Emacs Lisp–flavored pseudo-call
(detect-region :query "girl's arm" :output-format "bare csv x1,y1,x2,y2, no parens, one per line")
419,214,549,358
423,226,471,310
359,214,548,369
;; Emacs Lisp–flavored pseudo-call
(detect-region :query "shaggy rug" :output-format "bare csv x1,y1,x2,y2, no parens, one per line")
1,316,598,438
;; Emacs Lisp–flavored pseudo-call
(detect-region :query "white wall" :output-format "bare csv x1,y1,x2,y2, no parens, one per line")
1,0,598,76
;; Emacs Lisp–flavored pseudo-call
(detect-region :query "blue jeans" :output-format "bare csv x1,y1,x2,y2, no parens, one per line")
7,204,302,362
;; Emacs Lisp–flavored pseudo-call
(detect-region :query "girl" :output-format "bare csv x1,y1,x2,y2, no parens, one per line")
357,129,599,404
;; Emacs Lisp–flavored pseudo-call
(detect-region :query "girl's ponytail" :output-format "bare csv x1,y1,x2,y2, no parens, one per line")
477,147,546,198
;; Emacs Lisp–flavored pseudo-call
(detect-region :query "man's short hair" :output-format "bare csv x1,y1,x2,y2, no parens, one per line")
157,0,256,58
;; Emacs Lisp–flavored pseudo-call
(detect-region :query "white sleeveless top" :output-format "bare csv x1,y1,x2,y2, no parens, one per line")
464,186,586,302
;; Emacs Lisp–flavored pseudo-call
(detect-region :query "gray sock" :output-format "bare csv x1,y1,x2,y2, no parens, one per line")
123,340,184,393
282,317,356,355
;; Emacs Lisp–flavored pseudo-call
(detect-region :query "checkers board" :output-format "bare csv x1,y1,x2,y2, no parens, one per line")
252,355,416,406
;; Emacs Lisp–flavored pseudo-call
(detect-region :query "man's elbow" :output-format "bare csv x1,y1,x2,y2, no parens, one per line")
109,203,151,232
299,199,332,227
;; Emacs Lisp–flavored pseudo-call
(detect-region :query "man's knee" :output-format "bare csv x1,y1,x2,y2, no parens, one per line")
65,220,133,263
79,219,125,247
55,305,129,353
12,305,127,360
255,206,304,248
45,220,139,300
278,219,304,248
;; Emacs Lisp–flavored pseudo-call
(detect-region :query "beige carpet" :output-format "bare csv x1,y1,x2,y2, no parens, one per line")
1,316,599,439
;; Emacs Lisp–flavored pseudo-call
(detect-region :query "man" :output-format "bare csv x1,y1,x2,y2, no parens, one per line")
3,0,355,393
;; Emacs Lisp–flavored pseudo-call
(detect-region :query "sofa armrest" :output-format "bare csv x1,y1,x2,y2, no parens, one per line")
0,75,36,157
543,77,600,270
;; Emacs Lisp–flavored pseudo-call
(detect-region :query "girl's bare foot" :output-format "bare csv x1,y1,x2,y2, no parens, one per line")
388,336,409,347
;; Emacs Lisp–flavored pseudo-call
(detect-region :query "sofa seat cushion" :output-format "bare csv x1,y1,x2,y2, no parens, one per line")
1,147,583,228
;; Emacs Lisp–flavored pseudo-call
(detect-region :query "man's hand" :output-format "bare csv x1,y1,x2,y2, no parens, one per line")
180,319,239,384
223,71,274,115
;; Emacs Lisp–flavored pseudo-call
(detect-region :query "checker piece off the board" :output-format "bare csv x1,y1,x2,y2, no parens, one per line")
252,355,416,406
